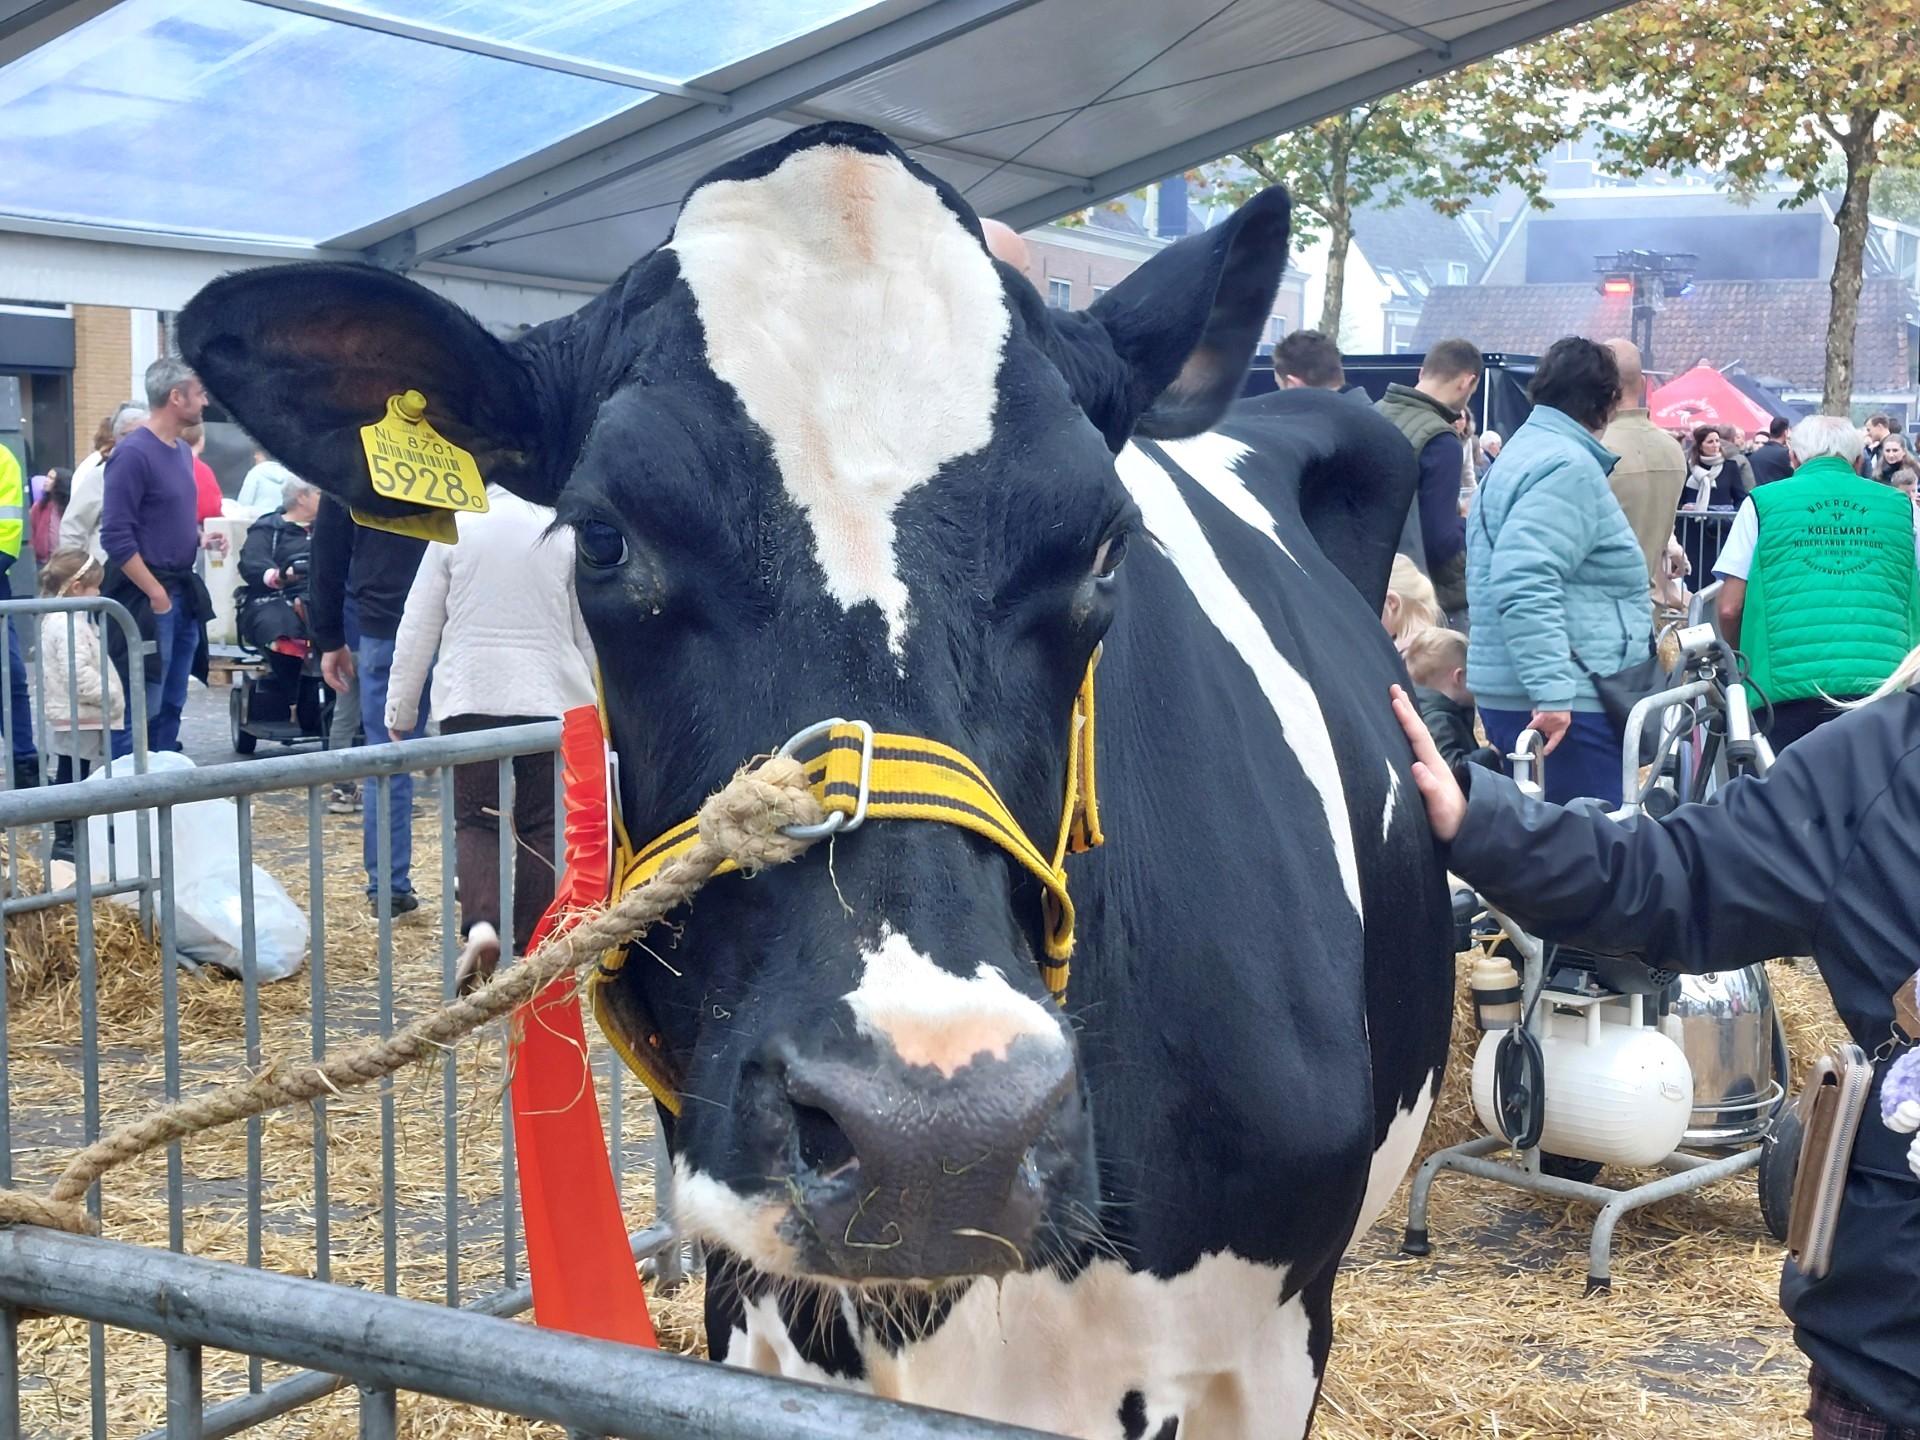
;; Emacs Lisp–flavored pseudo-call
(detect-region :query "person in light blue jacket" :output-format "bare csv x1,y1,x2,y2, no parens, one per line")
1465,336,1650,805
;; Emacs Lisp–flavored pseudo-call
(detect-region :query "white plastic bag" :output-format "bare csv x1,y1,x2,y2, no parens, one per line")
85,753,309,981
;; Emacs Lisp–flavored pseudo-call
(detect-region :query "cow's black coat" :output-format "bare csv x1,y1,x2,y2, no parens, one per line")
178,122,1452,1424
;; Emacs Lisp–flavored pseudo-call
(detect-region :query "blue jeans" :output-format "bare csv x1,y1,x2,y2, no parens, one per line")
0,571,37,765
1480,707,1623,807
146,584,202,753
356,636,427,896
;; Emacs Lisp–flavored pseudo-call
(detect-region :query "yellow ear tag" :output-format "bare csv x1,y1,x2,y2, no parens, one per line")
358,390,489,515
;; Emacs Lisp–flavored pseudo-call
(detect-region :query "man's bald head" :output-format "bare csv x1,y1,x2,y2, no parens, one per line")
980,219,1032,277
1605,338,1646,407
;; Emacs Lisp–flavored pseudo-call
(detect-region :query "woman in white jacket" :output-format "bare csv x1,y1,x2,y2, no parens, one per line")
38,549,126,860
384,487,596,987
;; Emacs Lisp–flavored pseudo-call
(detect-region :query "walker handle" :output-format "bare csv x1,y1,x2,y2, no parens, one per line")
1510,727,1546,799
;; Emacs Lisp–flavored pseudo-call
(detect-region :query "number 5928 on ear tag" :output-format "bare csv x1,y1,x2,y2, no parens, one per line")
359,391,489,514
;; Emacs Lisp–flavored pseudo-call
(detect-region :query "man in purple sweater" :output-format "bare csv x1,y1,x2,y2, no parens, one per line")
101,357,213,752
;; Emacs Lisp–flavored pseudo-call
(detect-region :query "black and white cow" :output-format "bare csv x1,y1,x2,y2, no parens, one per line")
179,123,1452,1439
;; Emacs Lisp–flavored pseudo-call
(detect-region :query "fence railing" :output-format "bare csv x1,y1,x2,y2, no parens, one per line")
1672,508,1736,588
0,721,705,1436
0,1227,1055,1440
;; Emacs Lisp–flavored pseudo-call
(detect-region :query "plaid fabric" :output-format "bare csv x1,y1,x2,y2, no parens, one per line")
1809,1369,1920,1440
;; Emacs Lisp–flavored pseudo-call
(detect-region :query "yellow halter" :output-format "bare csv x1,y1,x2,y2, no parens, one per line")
590,650,1104,1112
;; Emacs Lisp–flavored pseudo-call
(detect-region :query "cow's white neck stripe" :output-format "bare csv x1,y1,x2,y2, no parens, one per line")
1155,432,1303,570
1117,443,1363,919
668,145,1009,657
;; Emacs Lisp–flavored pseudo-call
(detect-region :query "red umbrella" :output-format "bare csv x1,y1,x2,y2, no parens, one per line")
1646,365,1774,432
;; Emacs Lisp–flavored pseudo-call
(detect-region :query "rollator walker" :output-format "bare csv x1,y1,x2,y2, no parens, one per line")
1404,586,1805,1291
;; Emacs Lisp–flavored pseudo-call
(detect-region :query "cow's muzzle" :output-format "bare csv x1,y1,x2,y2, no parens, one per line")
759,1034,1089,1283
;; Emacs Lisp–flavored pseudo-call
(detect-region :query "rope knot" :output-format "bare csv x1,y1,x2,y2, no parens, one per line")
0,1188,100,1236
697,755,824,874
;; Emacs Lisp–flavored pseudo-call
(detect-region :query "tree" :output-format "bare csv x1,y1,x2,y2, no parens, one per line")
1222,90,1557,344
1482,0,1920,413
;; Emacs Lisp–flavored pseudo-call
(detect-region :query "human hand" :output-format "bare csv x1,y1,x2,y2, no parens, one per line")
1391,684,1466,843
149,591,173,616
201,531,228,554
321,646,356,695
264,567,281,589
388,727,407,743
1530,708,1572,755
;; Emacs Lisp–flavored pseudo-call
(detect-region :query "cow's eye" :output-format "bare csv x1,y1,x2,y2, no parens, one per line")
1092,531,1128,580
577,520,628,569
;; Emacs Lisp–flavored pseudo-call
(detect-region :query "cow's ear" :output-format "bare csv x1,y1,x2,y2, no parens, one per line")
1047,187,1291,448
177,263,559,515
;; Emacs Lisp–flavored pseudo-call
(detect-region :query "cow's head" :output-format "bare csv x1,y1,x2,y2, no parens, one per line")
179,124,1289,1288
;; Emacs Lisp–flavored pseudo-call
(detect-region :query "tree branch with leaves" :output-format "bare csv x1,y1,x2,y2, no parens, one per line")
1481,0,1920,412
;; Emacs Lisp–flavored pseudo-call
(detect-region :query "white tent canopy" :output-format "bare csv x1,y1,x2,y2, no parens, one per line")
2,0,1619,309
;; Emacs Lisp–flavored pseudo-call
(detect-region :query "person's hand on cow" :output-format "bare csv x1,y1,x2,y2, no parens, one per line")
1391,684,1466,843
1529,707,1572,755
321,646,355,695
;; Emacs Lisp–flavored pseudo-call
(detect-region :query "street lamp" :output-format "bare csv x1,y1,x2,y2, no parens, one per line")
1594,250,1697,370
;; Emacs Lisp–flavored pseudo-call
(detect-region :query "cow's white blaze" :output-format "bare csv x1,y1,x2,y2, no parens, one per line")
847,926,1064,1076
725,1256,1320,1440
668,144,1009,657
672,1157,800,1275
1156,432,1303,570
1352,1070,1438,1239
1381,759,1401,842
1116,443,1363,919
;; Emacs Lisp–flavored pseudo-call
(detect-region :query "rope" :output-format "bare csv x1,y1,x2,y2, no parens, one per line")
0,755,824,1238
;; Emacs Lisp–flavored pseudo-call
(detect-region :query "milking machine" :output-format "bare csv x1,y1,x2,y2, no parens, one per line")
1403,599,1806,1291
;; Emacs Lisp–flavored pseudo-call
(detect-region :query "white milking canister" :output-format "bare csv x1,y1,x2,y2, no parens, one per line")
1473,999,1693,1165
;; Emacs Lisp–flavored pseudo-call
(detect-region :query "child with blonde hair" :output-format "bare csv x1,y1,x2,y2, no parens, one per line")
1382,554,1442,652
38,548,125,860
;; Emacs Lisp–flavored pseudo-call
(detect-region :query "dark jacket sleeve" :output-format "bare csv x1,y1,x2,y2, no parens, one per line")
237,517,279,590
308,497,352,653
1446,718,1864,974
1417,434,1466,570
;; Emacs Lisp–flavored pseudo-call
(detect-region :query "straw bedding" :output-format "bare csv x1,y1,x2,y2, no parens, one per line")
4,794,1851,1437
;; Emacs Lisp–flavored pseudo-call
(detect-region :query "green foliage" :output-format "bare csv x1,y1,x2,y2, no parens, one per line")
1489,0,1920,199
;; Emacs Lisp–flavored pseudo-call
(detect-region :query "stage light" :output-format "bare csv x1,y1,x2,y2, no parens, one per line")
1602,278,1634,296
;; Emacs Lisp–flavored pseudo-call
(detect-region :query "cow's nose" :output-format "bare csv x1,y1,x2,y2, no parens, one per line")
773,1036,1086,1281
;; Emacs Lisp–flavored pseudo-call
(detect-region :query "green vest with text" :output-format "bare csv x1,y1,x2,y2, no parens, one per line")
1742,455,1920,702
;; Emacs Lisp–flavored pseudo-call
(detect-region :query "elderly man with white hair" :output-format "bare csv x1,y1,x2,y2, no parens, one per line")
1713,412,1920,749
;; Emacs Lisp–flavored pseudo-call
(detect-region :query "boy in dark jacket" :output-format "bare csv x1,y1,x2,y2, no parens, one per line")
1402,627,1500,775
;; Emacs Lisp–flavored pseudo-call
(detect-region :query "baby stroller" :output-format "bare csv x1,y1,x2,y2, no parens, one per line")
230,545,333,755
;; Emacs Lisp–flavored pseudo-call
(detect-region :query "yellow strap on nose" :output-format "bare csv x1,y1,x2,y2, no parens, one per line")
590,649,1103,1109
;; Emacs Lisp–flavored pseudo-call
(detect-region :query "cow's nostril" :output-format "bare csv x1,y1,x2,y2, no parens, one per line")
792,1102,859,1180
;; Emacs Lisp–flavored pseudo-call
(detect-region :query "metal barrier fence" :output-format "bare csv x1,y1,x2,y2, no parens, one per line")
1673,509,1736,587
1,597,154,925
0,1227,1051,1440
0,722,723,1436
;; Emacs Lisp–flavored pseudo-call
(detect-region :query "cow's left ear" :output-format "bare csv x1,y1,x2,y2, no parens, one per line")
177,263,560,518
1044,187,1291,448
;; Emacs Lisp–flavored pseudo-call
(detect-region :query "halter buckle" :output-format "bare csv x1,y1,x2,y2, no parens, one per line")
774,718,874,840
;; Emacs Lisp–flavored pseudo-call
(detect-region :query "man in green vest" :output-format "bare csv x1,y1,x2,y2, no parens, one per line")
1376,338,1481,619
0,441,41,785
1714,414,1920,750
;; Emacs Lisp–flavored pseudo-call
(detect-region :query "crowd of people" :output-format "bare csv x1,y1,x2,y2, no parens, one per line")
1278,329,1919,1440
1275,326,1920,808
9,357,596,983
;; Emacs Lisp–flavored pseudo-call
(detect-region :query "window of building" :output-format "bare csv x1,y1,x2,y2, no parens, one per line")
1047,278,1072,309
1446,262,1469,285
1091,285,1110,301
